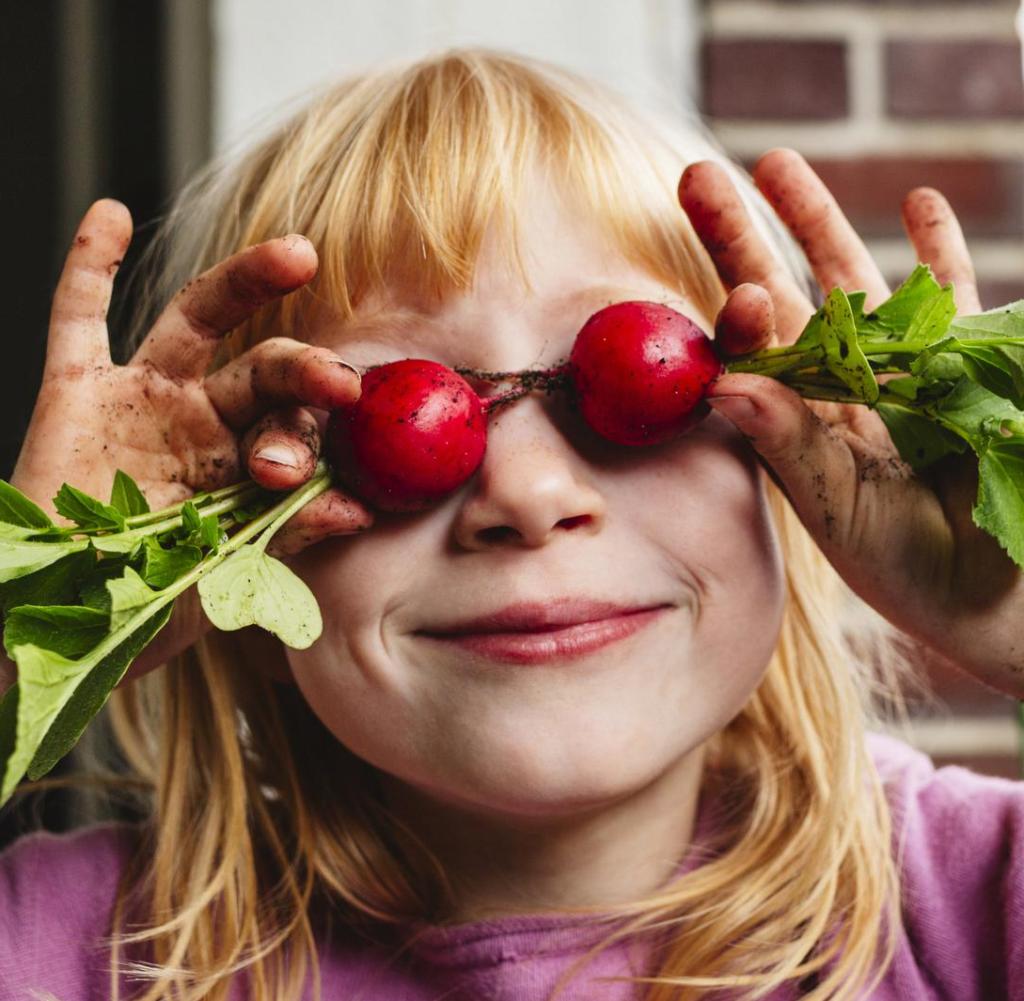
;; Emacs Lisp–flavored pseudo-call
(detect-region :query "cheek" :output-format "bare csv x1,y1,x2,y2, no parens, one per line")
608,422,780,564
278,520,443,749
609,428,786,694
282,518,429,668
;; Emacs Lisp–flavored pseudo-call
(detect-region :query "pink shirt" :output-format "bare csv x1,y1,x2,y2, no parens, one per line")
1,732,1022,1000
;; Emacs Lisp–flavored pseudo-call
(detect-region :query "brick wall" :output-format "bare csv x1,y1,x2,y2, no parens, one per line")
699,0,1024,778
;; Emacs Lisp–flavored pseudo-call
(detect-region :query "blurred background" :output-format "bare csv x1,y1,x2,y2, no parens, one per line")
2,0,1024,843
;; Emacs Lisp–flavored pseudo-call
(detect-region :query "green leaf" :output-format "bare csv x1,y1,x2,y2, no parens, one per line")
53,484,126,532
911,348,964,382
109,470,150,517
723,269,1024,572
0,684,17,782
90,535,143,556
0,538,92,584
199,514,222,552
0,601,173,802
880,376,921,401
168,499,221,552
181,501,201,536
954,342,1024,410
949,299,1024,340
140,537,202,589
230,498,270,525
875,402,967,471
0,548,96,616
77,557,131,613
973,436,1024,569
3,604,108,660
29,604,172,781
927,303,1024,406
871,264,944,332
849,292,893,340
928,377,1024,454
0,481,53,529
793,311,827,349
197,546,322,649
0,522,53,540
105,566,159,632
820,288,879,404
846,290,868,320
904,286,957,347
0,645,92,802
0,463,330,808
0,464,331,806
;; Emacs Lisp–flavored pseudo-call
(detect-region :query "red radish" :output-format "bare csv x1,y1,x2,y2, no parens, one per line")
325,303,723,512
567,301,723,446
325,359,487,512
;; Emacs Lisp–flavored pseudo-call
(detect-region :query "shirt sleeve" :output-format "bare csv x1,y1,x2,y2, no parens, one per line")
867,731,1024,999
0,822,137,1001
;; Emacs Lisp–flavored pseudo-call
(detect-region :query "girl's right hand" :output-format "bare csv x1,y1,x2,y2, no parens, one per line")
4,198,373,689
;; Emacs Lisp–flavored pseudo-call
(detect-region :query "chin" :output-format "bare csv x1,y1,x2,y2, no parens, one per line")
428,780,636,826
426,744,668,821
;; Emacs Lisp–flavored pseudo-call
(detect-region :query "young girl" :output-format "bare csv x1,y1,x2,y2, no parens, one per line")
1,47,1022,1001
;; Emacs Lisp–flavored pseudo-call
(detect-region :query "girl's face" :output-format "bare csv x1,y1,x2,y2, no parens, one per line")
286,183,786,828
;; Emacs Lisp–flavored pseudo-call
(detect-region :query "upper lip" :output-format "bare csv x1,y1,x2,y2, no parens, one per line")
418,598,670,635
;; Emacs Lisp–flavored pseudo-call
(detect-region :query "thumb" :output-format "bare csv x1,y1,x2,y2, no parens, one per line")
264,486,373,558
705,372,854,543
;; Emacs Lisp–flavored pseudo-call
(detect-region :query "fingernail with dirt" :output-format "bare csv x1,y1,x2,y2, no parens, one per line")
334,359,362,383
707,396,757,423
254,444,301,468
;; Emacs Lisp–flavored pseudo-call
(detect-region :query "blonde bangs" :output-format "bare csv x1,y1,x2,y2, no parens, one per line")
159,49,728,362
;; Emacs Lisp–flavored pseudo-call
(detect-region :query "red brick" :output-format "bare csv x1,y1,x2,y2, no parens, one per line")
886,40,1024,118
702,39,848,120
797,157,1024,239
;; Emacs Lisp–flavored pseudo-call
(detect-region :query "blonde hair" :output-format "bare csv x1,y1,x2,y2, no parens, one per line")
17,47,933,1001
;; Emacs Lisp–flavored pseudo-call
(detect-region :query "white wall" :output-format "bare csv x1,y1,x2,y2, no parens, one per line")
212,0,700,151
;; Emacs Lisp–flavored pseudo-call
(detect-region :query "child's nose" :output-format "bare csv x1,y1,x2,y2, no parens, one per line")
452,397,606,549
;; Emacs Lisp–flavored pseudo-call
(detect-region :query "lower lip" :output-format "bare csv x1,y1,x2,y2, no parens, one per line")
418,607,668,664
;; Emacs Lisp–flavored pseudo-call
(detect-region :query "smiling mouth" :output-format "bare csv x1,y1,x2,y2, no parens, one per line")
416,606,670,665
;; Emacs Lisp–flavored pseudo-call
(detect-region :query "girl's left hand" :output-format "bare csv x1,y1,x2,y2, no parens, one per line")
678,148,1024,699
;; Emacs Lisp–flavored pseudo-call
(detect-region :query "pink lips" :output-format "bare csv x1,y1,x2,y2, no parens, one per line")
417,600,670,664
